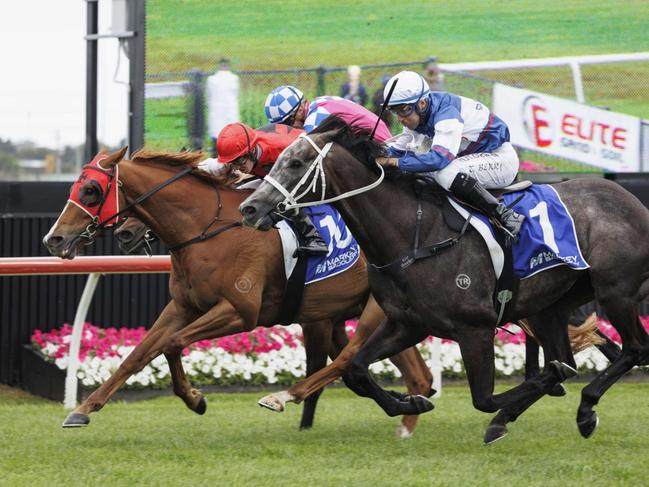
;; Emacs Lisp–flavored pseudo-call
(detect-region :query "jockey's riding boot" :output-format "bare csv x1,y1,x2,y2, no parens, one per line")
450,173,525,239
291,210,329,256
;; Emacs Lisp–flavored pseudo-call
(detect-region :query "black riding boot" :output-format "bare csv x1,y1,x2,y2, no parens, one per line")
450,173,525,239
291,210,329,256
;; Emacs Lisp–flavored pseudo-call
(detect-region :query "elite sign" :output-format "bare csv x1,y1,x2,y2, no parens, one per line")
493,83,641,172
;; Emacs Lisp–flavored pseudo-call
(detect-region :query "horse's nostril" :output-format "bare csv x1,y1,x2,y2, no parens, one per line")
47,235,64,247
241,205,256,216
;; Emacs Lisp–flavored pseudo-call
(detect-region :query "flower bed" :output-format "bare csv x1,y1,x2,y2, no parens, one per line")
30,317,649,389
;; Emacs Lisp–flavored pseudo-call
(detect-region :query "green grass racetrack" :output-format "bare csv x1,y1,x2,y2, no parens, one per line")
2,383,648,486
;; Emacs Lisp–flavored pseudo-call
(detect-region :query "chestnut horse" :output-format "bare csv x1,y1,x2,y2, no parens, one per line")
240,117,648,444
43,148,432,437
113,216,429,432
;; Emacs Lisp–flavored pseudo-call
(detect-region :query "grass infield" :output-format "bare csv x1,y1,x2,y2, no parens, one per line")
1,383,648,486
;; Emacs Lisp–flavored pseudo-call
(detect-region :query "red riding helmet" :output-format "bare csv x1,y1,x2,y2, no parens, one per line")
217,123,258,163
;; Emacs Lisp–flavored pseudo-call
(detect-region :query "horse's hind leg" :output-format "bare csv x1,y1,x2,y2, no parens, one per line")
258,294,386,411
165,352,207,415
62,301,186,427
298,320,334,430
577,296,649,438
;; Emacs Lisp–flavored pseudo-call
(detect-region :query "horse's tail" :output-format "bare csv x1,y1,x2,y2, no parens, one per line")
517,313,604,354
568,313,605,354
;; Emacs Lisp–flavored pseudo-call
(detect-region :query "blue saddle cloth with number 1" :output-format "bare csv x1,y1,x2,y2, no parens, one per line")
471,184,589,279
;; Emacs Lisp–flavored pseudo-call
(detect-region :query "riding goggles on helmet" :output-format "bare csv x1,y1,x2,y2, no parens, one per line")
389,104,417,117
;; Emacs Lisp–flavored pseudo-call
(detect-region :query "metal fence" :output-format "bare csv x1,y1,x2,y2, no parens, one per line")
144,56,649,173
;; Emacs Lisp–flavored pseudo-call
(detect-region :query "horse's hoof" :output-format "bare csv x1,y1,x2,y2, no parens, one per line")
387,390,409,401
396,424,414,439
577,411,599,438
258,394,285,412
548,383,567,397
407,394,435,415
549,360,578,381
484,424,508,445
62,412,90,428
194,396,207,415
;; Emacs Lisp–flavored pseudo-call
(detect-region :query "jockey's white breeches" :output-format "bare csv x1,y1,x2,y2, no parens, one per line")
431,142,519,190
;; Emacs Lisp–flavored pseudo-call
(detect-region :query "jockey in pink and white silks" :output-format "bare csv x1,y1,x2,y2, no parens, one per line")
376,71,525,238
264,85,392,142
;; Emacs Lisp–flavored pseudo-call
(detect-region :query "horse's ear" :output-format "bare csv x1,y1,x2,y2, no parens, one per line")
103,146,129,167
316,128,344,143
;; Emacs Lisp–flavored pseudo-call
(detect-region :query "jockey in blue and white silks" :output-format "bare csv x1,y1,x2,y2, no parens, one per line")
377,70,525,238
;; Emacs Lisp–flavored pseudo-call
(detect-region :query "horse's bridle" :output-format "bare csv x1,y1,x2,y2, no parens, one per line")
263,133,385,213
73,163,241,251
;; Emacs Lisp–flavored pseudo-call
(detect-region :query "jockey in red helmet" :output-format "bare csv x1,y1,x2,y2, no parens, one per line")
212,122,328,256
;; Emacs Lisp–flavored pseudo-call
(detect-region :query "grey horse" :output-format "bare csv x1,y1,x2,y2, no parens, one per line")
239,116,649,444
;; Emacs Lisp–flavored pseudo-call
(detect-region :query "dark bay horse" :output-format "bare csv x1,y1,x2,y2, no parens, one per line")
240,117,649,443
43,148,432,437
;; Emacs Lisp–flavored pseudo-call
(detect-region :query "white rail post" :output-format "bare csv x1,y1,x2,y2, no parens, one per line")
570,61,585,104
63,272,101,409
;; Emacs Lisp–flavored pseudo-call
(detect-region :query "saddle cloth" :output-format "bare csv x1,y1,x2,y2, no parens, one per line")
449,184,589,280
276,204,360,285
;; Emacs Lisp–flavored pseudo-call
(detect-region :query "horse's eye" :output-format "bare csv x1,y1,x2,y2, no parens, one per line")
78,180,104,207
288,159,302,169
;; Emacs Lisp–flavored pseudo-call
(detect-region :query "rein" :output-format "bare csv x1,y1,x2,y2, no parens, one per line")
369,194,472,272
81,164,242,251
78,165,195,244
263,133,385,213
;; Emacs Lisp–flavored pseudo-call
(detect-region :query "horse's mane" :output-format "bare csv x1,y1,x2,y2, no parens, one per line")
130,149,239,187
309,116,385,173
309,116,446,198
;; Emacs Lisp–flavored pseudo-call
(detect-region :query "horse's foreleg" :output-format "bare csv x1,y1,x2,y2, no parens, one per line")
162,299,246,355
258,295,384,412
485,312,576,443
388,346,434,438
457,320,576,445
298,320,334,430
343,319,432,417
63,301,186,427
165,352,207,415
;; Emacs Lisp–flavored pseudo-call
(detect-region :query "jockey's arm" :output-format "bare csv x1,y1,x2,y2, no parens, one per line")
197,157,229,176
386,107,464,172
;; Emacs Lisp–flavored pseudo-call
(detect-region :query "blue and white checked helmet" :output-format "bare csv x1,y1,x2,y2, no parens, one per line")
384,71,430,106
264,85,305,123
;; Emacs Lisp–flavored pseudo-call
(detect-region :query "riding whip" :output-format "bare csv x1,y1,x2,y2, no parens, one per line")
369,77,398,141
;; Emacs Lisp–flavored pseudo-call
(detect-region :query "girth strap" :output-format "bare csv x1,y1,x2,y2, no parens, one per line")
370,196,471,272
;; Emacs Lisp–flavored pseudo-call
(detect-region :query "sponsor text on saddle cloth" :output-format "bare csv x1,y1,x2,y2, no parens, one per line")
277,204,360,284
465,184,589,279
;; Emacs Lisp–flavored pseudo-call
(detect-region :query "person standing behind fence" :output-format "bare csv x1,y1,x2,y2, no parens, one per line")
264,85,391,142
206,58,240,158
422,58,445,91
340,65,368,106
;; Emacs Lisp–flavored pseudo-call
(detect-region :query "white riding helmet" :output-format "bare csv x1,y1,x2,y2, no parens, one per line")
383,71,430,106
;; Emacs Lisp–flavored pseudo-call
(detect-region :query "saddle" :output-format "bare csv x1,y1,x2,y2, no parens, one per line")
489,180,533,198
442,180,533,232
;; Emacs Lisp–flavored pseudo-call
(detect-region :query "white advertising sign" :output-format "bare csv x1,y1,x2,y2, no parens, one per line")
493,83,641,172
